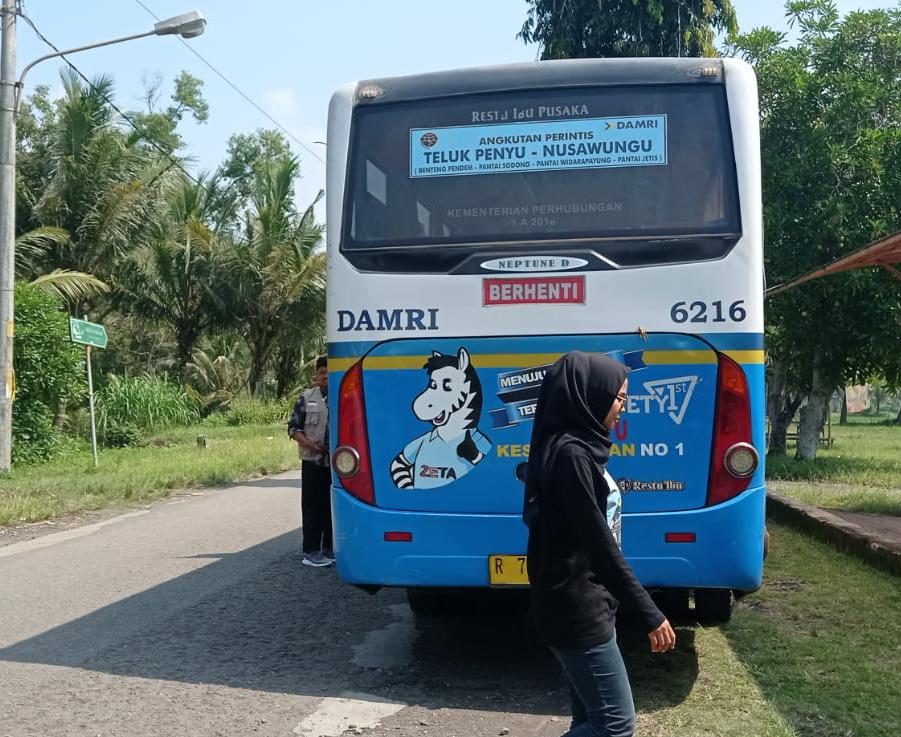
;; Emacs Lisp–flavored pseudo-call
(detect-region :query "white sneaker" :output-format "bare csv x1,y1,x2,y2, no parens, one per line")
321,548,336,562
302,552,331,567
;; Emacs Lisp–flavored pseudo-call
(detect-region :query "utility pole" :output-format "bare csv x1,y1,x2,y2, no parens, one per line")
0,0,16,472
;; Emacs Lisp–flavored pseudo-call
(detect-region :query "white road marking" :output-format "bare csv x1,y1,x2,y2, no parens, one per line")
352,603,416,668
0,510,149,560
293,692,405,737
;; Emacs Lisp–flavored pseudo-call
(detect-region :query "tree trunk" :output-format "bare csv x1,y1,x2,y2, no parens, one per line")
245,331,276,398
839,388,848,425
175,326,199,379
53,402,67,430
274,346,300,399
769,397,802,457
895,405,901,426
766,357,800,456
247,356,266,397
796,360,829,461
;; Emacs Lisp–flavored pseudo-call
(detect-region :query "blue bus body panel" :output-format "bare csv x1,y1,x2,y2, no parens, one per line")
350,333,727,515
332,484,766,591
328,331,765,591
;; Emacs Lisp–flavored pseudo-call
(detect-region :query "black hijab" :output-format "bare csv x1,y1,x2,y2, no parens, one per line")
523,351,627,528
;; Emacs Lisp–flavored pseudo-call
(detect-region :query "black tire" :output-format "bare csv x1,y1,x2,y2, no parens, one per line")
657,588,690,623
694,588,734,623
406,587,444,617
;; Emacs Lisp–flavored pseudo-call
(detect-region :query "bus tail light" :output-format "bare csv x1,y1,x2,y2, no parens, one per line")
336,361,375,505
707,353,755,506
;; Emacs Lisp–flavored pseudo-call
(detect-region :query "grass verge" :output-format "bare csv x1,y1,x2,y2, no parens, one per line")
0,423,297,525
769,480,901,516
724,523,901,737
618,523,901,737
767,419,901,515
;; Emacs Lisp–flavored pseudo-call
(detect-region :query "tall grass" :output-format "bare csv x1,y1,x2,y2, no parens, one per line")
222,396,292,426
95,375,200,432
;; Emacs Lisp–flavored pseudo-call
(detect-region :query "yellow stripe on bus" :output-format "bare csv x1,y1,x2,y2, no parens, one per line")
328,349,763,373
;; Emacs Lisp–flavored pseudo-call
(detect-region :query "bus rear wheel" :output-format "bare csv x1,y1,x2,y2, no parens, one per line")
657,588,690,623
694,588,734,623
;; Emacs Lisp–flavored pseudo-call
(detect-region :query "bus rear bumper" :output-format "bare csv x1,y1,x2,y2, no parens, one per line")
331,486,766,591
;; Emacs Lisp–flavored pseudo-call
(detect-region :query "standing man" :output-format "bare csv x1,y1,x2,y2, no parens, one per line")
288,356,333,567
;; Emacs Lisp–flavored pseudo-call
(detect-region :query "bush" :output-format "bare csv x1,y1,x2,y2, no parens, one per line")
95,374,200,432
220,397,291,426
11,283,84,465
102,421,144,448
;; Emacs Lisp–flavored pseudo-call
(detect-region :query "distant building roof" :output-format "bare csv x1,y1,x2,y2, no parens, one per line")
766,230,901,298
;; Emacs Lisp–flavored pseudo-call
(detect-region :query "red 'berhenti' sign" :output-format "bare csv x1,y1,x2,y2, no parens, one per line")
483,276,585,306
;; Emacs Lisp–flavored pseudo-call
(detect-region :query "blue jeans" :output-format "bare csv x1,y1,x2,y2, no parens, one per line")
551,633,635,737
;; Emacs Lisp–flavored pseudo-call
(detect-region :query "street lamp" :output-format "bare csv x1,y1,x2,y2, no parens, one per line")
0,5,207,471
16,11,207,103
153,11,207,38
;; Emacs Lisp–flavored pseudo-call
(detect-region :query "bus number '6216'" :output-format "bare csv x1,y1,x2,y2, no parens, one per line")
670,300,746,324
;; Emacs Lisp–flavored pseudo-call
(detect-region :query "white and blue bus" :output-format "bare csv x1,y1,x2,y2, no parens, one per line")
326,58,765,622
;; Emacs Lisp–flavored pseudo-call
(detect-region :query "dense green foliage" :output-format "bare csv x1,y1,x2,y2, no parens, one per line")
10,68,325,466
519,0,738,59
730,2,901,456
11,283,84,463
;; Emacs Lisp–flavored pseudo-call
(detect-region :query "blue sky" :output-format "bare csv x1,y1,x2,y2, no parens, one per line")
16,0,897,216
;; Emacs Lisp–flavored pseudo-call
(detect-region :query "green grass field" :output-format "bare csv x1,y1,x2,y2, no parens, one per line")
0,423,298,525
767,416,901,516
624,523,901,737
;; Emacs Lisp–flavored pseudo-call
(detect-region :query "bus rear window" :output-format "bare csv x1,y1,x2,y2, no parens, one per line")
343,84,740,252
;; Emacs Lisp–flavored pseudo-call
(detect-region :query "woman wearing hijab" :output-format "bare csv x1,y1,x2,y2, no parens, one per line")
524,351,676,737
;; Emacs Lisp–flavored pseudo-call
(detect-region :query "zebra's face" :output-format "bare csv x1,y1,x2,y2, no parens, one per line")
413,365,470,427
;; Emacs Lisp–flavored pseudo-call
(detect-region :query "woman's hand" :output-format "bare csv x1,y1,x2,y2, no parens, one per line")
648,619,676,653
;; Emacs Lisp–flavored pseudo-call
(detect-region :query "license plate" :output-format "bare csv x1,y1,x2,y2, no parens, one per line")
488,554,529,586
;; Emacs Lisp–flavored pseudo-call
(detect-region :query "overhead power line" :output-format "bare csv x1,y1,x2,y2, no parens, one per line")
17,11,204,186
131,0,326,166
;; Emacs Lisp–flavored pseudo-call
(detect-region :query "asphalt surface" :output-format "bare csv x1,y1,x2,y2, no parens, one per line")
0,471,570,737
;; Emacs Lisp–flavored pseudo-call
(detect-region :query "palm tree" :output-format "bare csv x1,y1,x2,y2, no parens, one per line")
222,158,325,395
114,176,229,373
184,347,244,415
15,226,109,305
34,70,174,293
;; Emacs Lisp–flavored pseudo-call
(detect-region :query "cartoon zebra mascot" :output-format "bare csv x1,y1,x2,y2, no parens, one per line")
390,347,492,489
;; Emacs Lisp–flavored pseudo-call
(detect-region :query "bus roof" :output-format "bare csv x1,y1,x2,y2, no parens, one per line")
353,58,729,106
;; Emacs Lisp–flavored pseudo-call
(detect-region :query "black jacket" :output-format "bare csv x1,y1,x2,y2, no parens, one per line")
527,443,664,648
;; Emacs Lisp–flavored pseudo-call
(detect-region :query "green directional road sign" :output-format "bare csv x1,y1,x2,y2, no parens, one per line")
69,317,108,349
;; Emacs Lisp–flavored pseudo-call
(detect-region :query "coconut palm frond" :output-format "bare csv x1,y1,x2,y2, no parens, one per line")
29,269,109,304
16,226,71,256
14,226,71,279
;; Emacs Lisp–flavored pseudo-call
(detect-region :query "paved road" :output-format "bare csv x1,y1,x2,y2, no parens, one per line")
0,472,568,737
